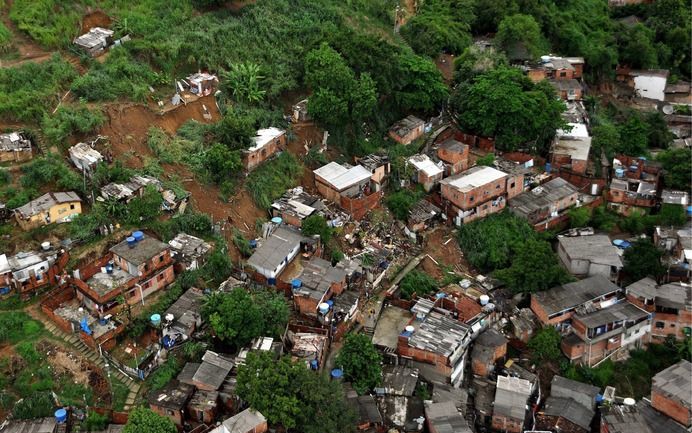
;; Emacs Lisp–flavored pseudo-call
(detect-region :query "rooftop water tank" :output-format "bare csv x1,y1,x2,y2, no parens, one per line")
326,300,334,308
292,279,302,289
126,236,136,248
330,368,343,380
150,314,161,326
310,359,319,370
623,398,636,406
405,325,415,333
249,239,258,249
615,168,625,178
55,408,67,424
541,55,551,63
318,303,330,315
41,241,51,251
435,292,446,299
479,295,490,306
133,231,144,242
271,217,283,224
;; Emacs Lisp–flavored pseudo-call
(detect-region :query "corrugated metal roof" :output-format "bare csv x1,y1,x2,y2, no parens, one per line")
408,154,443,177
14,191,81,217
313,162,372,191
558,234,623,268
247,127,285,152
652,359,692,404
532,275,620,317
440,166,507,193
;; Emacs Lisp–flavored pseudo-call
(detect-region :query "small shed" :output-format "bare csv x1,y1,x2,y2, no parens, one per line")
73,27,114,56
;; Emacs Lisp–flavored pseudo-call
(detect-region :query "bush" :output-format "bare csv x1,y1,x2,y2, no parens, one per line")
84,411,109,432
247,152,302,209
385,189,422,221
20,156,83,193
0,312,43,344
9,0,80,48
12,391,54,419
528,327,562,362
232,229,253,258
0,22,13,54
301,215,332,243
399,270,437,300
568,206,591,228
41,105,105,145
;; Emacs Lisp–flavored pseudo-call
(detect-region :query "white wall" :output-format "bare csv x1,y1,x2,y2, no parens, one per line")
634,75,667,101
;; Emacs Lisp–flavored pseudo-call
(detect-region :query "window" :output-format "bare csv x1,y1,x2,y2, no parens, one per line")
157,273,164,281
70,204,75,210
127,290,137,299
469,196,474,202
483,205,488,210
496,184,500,189
510,182,515,189
159,254,164,263
560,72,567,78
655,321,665,329
144,264,149,272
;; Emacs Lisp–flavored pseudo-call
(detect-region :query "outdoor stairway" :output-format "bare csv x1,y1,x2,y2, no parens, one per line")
34,313,142,411
34,130,49,154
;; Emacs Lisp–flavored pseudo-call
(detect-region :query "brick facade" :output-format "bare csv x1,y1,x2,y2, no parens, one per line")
651,390,691,427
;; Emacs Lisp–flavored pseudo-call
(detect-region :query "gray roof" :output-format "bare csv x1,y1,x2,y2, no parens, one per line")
382,366,419,397
246,226,304,274
626,277,658,300
110,235,169,266
532,275,621,317
0,132,31,152
313,162,372,191
637,399,688,433
270,187,323,220
476,328,508,348
165,287,204,333
551,376,600,402
652,359,692,406
218,408,267,433
408,199,441,224
656,282,692,310
294,256,347,300
73,27,113,49
542,396,594,431
14,191,81,217
408,312,471,358
389,115,424,137
558,235,623,268
358,154,389,172
168,233,211,260
100,175,162,201
345,387,383,426
601,403,654,433
509,177,579,219
177,362,200,384
147,380,194,410
438,138,468,154
425,401,472,433
574,301,649,329
192,351,234,390
550,78,582,91
0,418,57,433
494,375,532,420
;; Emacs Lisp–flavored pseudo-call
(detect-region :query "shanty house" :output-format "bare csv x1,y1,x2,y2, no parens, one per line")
561,301,651,366
651,360,692,427
425,400,472,433
73,27,114,56
436,138,469,175
0,132,32,163
292,257,347,316
1,248,69,297
243,127,286,171
491,375,532,433
185,72,218,96
313,161,382,219
99,175,162,203
14,192,82,230
470,329,507,377
626,279,692,342
440,166,523,225
270,187,324,228
210,408,268,433
617,69,669,101
550,79,583,101
179,351,234,392
397,311,472,385
557,234,623,280
509,177,580,228
601,399,688,433
407,154,444,192
530,275,621,328
536,376,599,433
168,233,211,271
527,56,585,82
69,142,104,176
147,380,194,427
551,123,591,174
187,389,219,424
407,199,442,234
389,115,425,145
356,154,390,191
246,226,306,281
163,287,204,341
73,233,175,314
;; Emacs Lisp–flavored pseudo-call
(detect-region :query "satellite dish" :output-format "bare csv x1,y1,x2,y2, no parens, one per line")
662,105,674,115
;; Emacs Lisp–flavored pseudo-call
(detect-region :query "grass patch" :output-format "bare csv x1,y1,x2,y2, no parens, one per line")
247,152,302,209
9,0,81,48
0,311,44,344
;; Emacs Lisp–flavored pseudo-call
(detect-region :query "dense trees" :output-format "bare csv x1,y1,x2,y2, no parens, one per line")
335,333,382,394
301,215,333,243
449,67,565,153
237,352,356,433
202,287,289,350
623,240,665,283
399,270,438,300
495,14,547,61
400,10,471,58
495,239,573,294
656,148,692,191
528,327,562,362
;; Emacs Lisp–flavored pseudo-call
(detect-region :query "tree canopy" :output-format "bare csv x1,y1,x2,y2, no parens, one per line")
495,239,574,294
336,333,383,394
623,239,665,283
528,327,562,362
122,408,176,433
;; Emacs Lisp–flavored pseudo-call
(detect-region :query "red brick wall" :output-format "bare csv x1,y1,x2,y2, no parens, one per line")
340,191,383,220
437,146,469,165
315,179,342,204
492,415,523,433
243,135,286,171
561,337,585,360
531,296,574,326
397,335,452,375
441,177,507,211
652,310,692,340
651,390,691,427
389,125,424,145
149,405,184,427
528,69,547,83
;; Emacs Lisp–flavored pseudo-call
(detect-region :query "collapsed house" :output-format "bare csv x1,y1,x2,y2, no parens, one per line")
406,199,442,235
389,115,425,145
99,175,162,202
14,191,82,230
356,154,391,192
69,141,104,176
0,131,32,163
168,233,212,271
73,27,114,56
270,187,325,227
185,72,219,96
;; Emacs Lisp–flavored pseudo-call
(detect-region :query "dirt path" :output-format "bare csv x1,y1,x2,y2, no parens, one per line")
0,4,53,68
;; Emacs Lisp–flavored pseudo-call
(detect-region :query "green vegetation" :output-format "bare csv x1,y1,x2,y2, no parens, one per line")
0,55,77,122
623,239,665,283
237,352,356,433
9,0,80,48
42,105,106,146
222,62,267,104
475,153,495,167
656,148,692,191
123,407,177,433
202,287,290,350
335,333,382,395
0,312,43,344
399,270,438,300
400,5,472,57
0,22,12,54
528,327,562,362
247,152,302,209
568,207,591,228
495,14,547,60
84,411,109,432
495,238,573,294
301,214,333,243
385,189,423,221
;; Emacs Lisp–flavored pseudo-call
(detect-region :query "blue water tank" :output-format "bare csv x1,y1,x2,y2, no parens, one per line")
687,206,692,216
268,278,276,286
271,217,283,224
292,279,302,289
615,168,625,178
150,314,161,326
326,300,334,308
126,236,136,247
249,239,258,248
310,359,319,370
435,292,446,299
596,394,605,403
133,231,144,242
331,368,343,380
163,335,175,349
545,162,551,173
0,287,10,295
55,408,67,423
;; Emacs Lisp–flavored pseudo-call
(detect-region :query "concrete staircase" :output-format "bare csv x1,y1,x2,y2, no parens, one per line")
34,313,142,411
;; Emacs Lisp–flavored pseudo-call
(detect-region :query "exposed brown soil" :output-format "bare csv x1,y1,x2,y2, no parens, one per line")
81,10,112,33
421,226,471,276
435,53,456,83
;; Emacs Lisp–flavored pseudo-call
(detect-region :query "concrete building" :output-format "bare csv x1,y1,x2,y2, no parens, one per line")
292,256,347,317
313,161,383,219
470,329,507,377
356,154,391,192
561,301,651,366
626,279,692,342
407,154,444,192
531,275,621,328
509,177,580,227
0,131,32,163
440,166,523,225
551,123,591,174
651,360,692,427
243,127,286,170
425,400,472,433
436,138,469,175
492,375,532,433
389,115,425,145
246,226,305,281
557,234,623,280
14,192,82,230
73,233,175,314
147,380,194,427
